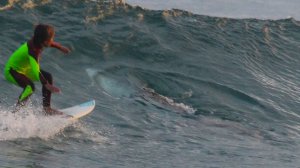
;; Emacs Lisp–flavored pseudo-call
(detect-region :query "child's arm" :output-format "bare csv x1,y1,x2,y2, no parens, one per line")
38,69,60,93
50,42,71,54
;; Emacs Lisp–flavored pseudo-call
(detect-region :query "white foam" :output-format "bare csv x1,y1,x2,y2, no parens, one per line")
0,105,71,141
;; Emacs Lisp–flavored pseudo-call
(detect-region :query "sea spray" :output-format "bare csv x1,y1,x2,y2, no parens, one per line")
0,105,71,141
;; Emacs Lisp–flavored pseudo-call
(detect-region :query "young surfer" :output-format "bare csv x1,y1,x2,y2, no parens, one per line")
3,24,71,115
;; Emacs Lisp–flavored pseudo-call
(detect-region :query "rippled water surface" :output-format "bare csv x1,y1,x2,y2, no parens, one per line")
0,1,300,167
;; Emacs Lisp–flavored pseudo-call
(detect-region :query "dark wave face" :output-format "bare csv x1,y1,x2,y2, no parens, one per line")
1,0,300,167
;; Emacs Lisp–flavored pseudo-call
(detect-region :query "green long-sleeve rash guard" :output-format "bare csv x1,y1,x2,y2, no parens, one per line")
4,43,40,84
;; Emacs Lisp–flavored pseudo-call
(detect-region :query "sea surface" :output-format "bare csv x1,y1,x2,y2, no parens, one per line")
0,0,300,167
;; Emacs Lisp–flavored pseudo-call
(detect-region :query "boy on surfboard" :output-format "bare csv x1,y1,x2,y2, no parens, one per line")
3,24,70,115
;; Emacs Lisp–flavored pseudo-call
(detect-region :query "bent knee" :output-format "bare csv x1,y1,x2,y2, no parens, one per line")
20,85,35,101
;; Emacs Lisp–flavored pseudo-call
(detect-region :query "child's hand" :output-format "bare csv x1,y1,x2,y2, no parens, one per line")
45,83,61,93
51,42,71,54
61,46,71,54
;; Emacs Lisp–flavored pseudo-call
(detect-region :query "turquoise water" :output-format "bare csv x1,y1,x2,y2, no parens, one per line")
0,0,300,167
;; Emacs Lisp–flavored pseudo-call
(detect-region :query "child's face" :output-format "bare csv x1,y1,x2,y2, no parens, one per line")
42,34,54,47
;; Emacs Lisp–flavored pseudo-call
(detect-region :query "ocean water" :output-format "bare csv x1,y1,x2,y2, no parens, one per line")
0,0,300,167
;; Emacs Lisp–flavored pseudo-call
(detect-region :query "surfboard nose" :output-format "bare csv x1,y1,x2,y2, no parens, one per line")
59,100,95,119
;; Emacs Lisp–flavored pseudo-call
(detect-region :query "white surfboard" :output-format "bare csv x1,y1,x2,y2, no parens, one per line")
59,100,95,119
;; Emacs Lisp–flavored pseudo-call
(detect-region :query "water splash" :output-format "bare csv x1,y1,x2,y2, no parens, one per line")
0,105,71,141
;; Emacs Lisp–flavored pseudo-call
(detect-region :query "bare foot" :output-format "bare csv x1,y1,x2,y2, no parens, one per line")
43,107,63,115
